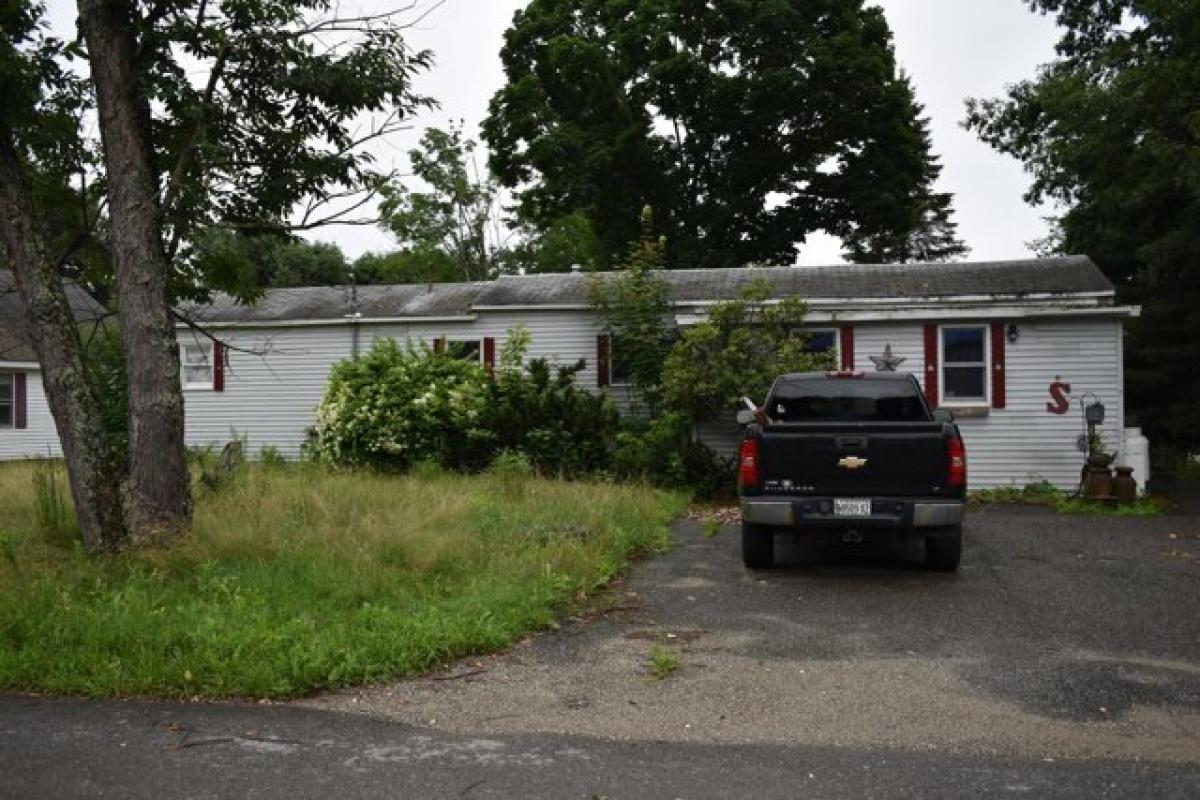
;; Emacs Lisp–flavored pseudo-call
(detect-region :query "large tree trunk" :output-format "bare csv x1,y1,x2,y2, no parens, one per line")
78,0,191,538
0,140,128,552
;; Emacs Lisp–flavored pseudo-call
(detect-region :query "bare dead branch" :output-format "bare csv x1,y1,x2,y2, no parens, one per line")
171,307,277,357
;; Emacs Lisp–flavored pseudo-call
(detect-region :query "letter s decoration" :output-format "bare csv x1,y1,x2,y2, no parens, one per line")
1046,381,1071,414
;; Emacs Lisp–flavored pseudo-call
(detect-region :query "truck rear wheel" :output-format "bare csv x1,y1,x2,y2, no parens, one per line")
925,525,963,572
742,523,775,569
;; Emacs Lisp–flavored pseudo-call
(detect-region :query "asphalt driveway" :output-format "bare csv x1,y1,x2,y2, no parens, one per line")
4,506,1200,797
304,506,1200,760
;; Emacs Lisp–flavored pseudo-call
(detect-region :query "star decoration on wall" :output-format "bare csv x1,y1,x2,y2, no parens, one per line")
869,344,906,372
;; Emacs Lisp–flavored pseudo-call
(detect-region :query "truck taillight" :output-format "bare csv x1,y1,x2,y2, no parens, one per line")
738,438,760,490
947,435,967,488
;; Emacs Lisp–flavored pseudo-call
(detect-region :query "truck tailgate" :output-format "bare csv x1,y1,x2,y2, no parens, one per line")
757,423,949,497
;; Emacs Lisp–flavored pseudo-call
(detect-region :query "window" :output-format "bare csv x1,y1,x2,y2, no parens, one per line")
0,374,12,428
940,326,988,404
446,340,482,364
181,343,214,389
770,376,928,423
610,335,631,385
799,329,838,357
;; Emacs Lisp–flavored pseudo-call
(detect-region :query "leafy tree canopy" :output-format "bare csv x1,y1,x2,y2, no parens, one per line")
965,0,1200,453
191,231,350,289
661,280,832,421
589,207,675,414
501,211,603,275
8,0,436,304
484,0,966,268
379,124,503,282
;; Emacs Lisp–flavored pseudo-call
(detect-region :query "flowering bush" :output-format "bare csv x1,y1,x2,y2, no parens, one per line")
311,333,617,476
311,339,494,470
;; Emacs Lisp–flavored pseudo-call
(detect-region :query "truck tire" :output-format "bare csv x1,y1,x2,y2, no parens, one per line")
742,523,775,569
925,525,963,572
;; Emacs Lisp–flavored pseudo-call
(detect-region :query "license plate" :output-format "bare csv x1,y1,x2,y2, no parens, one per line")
834,498,872,517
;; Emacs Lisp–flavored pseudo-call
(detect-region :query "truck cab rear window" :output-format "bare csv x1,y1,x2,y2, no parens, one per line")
770,381,928,422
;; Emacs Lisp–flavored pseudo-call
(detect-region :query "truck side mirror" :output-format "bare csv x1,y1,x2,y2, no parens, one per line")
932,408,955,424
736,409,756,426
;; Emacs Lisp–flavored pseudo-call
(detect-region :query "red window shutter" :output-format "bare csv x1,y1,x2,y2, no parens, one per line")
433,337,445,355
483,337,496,374
14,372,27,429
213,341,225,392
923,324,939,407
596,334,610,388
839,325,855,371
990,322,1006,409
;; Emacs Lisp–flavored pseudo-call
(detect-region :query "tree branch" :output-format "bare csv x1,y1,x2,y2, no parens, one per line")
161,40,230,218
171,308,277,357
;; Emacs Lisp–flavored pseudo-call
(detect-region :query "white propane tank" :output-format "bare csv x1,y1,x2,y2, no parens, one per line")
1123,427,1151,495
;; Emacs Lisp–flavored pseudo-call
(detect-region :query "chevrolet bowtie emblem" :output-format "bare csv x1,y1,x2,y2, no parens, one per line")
838,456,868,470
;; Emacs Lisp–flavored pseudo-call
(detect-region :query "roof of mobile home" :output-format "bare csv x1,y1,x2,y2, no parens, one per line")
0,273,108,363
181,256,1119,325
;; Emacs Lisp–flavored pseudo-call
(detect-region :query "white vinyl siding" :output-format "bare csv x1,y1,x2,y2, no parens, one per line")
849,325,926,379
182,321,482,459
177,314,1125,492
0,369,62,459
943,320,1123,491
707,320,1124,492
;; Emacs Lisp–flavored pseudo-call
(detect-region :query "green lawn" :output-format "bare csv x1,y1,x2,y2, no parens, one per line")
0,462,686,699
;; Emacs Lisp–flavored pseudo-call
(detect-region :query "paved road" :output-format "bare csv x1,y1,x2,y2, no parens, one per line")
4,506,1200,797
3,696,1197,799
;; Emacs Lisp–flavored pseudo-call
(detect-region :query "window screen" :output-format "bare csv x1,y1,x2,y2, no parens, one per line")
942,327,987,402
770,379,928,422
611,335,630,384
0,374,11,427
802,330,837,355
182,344,214,388
446,340,482,363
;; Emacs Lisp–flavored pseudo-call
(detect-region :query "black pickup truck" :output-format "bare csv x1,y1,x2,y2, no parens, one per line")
737,371,967,571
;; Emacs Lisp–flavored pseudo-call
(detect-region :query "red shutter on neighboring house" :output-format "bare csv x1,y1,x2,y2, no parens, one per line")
213,341,225,392
596,334,610,388
433,337,445,355
14,372,27,429
839,326,855,371
990,322,1006,409
923,324,939,407
483,337,496,374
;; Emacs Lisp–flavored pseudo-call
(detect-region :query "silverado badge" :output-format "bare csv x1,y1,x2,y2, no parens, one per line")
837,455,868,470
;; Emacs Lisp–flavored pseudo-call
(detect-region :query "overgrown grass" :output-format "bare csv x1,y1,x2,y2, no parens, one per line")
970,480,1164,516
0,461,687,699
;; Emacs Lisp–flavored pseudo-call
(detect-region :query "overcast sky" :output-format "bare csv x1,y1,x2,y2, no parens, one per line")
45,0,1064,265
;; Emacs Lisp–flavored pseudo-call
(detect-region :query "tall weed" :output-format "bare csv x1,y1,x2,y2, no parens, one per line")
0,463,687,699
31,459,71,542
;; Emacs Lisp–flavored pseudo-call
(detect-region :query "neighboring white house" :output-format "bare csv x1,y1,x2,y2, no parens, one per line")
173,256,1142,491
0,274,108,461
